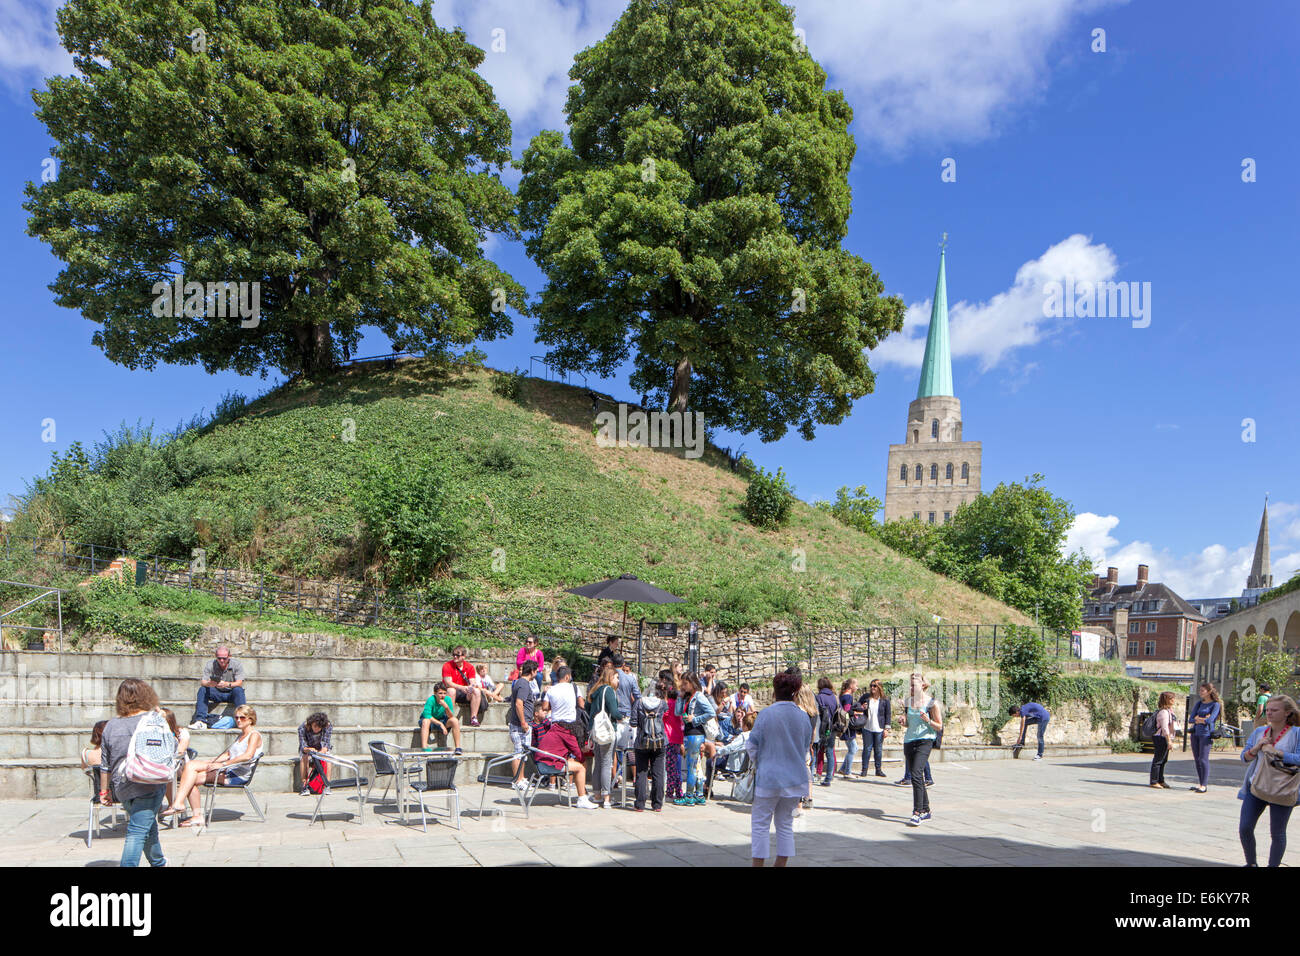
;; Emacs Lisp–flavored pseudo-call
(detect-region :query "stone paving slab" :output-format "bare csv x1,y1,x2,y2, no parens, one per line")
0,751,1273,866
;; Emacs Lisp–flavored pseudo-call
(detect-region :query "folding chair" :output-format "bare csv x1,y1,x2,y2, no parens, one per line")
200,753,266,826
167,748,198,830
308,752,369,827
477,752,528,818
366,741,421,808
522,745,574,816
406,756,460,832
85,768,124,848
708,751,751,800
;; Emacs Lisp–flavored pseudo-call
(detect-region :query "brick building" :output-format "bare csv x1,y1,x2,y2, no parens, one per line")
1083,564,1207,662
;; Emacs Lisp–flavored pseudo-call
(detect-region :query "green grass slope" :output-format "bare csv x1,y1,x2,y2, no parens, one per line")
21,359,1033,632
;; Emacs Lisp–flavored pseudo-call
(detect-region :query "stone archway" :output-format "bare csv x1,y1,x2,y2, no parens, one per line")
1211,636,1225,685
1284,611,1300,652
1196,639,1210,685
1265,617,1280,638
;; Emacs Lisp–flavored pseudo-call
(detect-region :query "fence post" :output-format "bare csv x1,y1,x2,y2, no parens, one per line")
374,590,380,627
956,628,961,664
457,597,464,633
637,619,644,677
90,543,95,572
839,629,843,679
807,633,812,676
892,627,897,667
61,539,66,567
992,624,997,660
223,568,228,603
335,582,341,622
188,569,192,594
914,625,919,664
258,575,264,616
1055,630,1059,657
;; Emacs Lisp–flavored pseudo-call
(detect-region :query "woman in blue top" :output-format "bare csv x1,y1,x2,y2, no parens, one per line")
674,672,717,806
1189,682,1222,793
896,672,942,827
1237,695,1300,866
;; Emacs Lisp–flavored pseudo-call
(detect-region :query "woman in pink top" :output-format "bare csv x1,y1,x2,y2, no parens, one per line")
515,635,546,695
664,673,685,800
1149,691,1181,789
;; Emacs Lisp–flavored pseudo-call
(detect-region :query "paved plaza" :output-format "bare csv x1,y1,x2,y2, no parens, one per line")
0,750,1267,867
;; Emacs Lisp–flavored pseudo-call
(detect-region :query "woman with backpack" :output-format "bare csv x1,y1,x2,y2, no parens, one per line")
1148,691,1180,789
674,671,717,806
857,679,891,777
633,679,670,811
589,663,622,808
814,678,839,787
98,679,169,867
165,704,263,829
837,678,862,779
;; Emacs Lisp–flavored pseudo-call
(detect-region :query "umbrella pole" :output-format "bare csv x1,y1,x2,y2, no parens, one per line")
622,601,628,636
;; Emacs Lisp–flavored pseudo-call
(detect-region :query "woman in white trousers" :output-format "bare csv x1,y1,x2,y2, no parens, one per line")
746,671,814,866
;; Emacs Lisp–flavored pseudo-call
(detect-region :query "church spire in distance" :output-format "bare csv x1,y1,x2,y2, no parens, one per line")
917,234,954,399
1247,494,1273,591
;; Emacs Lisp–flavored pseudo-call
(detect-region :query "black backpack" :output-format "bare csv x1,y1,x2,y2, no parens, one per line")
831,702,850,737
637,700,666,751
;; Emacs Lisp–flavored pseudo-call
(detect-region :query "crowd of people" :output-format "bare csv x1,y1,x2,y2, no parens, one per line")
82,640,1300,868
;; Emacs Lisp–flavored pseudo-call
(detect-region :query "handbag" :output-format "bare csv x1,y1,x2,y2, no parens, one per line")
703,717,721,742
592,690,615,747
733,768,755,804
1250,752,1300,806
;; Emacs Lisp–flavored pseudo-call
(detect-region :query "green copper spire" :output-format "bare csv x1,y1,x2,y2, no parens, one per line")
916,243,954,398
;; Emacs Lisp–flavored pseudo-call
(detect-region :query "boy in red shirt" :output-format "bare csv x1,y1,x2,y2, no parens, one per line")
442,646,483,727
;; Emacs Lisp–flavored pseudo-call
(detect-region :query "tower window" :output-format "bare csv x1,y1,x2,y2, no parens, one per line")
961,463,969,481
927,512,936,525
931,419,939,438
943,511,951,523
900,464,908,482
930,464,938,481
915,464,922,481
912,429,918,443
945,463,953,480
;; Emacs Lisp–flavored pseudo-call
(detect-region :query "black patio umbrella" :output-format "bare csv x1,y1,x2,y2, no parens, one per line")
564,573,685,634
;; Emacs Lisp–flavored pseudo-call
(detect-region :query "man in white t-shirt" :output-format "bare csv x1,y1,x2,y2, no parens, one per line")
545,666,578,723
730,683,756,714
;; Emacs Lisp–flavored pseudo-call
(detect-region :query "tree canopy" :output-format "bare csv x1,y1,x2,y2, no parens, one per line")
25,0,524,378
518,0,904,441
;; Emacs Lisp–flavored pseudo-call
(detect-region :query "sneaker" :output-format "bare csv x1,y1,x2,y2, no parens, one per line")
673,796,693,806
511,779,528,792
299,786,311,796
894,778,908,786
422,746,433,753
602,798,612,809
918,811,932,822
908,813,921,826
574,796,597,809
454,748,463,756
875,771,887,778
321,785,331,795
819,780,832,787
1033,754,1042,761
925,780,934,788
470,718,481,727
188,720,206,731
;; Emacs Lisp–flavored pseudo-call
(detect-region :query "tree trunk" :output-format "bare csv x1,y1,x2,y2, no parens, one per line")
292,320,335,377
670,355,692,413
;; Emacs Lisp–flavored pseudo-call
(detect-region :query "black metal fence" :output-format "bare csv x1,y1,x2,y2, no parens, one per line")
1,533,1109,682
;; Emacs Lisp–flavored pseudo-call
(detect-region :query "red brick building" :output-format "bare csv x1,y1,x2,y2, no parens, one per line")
1083,564,1207,662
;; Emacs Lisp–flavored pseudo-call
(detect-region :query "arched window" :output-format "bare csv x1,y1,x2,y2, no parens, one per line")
912,429,919,443
915,464,922,481
900,464,908,481
931,419,939,439
945,463,953,480
961,462,969,481
929,463,938,481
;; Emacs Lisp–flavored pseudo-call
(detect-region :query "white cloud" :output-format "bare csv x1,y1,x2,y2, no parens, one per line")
874,233,1118,372
1,0,1124,154
1066,507,1300,598
0,0,74,97
795,0,1127,151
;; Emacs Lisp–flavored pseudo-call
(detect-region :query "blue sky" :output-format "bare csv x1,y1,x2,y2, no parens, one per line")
1,0,1297,598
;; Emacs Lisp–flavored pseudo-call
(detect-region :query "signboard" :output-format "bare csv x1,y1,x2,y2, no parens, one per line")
1078,631,1100,661
655,622,678,638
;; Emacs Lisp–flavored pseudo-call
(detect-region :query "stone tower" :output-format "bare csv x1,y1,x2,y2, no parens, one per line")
884,245,982,524
1246,496,1273,591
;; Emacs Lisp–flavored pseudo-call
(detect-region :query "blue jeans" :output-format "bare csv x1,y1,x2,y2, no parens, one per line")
1021,717,1048,758
1191,735,1211,787
684,735,704,795
839,734,860,774
862,731,884,773
120,789,166,867
193,685,246,724
1240,790,1293,866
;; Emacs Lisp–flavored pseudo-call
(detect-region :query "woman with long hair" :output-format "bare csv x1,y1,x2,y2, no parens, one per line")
813,677,838,787
746,671,813,866
674,671,717,806
1149,691,1180,789
589,662,621,808
836,678,860,779
98,679,167,867
898,672,942,827
857,679,891,777
80,720,108,771
1238,694,1300,866
165,704,263,829
159,707,191,808
794,683,819,808
1189,682,1222,793
662,669,685,801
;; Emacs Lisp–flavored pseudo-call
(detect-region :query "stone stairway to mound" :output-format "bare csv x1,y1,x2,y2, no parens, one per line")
0,649,526,800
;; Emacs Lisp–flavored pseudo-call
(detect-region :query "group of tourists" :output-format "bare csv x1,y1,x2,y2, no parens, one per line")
84,638,1300,867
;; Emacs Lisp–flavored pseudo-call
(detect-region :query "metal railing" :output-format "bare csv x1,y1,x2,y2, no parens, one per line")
0,579,65,652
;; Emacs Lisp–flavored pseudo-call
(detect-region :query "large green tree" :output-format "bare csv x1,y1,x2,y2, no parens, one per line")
934,475,1093,631
518,0,904,441
25,0,524,378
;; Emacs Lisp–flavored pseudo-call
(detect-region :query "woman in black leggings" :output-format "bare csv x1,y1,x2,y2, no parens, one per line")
1148,691,1180,787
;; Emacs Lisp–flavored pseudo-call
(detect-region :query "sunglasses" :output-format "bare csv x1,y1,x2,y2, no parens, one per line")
236,715,249,721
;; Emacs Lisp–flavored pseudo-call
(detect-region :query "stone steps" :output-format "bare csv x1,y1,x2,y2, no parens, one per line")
0,724,521,759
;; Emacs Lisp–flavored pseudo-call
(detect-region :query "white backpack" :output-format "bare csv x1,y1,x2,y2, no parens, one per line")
124,710,178,785
592,690,616,747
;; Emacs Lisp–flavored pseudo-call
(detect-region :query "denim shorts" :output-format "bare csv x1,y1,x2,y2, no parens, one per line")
223,773,249,787
509,727,531,756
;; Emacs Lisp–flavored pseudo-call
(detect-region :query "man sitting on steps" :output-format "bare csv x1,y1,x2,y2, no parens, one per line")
442,646,484,727
189,646,246,730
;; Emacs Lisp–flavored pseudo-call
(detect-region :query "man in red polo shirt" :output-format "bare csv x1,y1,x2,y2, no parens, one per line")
442,646,484,727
